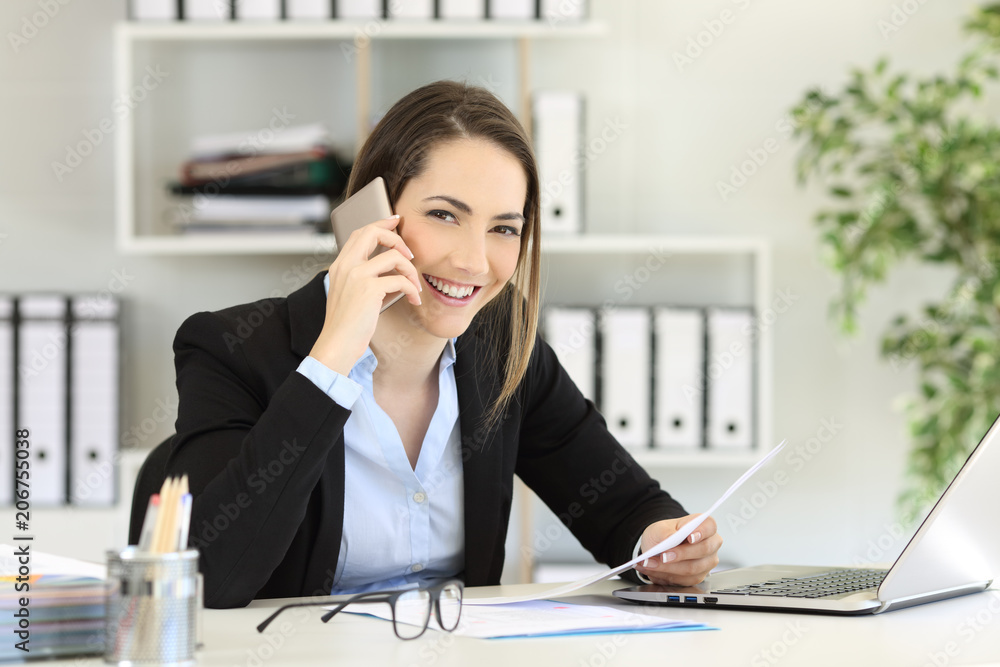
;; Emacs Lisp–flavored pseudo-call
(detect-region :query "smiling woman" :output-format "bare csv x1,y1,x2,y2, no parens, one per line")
164,80,721,609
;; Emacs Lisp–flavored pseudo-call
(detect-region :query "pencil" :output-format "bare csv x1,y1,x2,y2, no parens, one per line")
152,477,177,553
177,493,192,552
176,474,191,552
138,494,160,550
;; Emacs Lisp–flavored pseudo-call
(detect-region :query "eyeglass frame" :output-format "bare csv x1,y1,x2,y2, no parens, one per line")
255,579,464,641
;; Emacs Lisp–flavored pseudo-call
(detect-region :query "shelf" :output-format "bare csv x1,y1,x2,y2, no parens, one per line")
117,20,608,41
540,234,768,255
117,232,768,256
118,232,339,255
114,19,607,256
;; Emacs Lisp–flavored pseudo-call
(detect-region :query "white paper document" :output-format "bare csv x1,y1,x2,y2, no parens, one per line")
348,599,712,639
466,440,787,605
0,545,106,580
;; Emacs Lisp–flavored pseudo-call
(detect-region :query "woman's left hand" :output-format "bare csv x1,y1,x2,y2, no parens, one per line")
634,514,722,586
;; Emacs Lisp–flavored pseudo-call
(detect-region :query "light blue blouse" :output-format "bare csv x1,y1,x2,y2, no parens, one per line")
295,275,464,594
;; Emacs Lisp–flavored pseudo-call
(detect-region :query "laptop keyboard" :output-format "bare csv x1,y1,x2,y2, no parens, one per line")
712,568,888,598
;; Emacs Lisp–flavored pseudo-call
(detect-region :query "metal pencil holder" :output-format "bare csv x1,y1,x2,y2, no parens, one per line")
104,548,200,666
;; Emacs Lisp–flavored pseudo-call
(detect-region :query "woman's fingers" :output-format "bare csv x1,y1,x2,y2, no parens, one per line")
636,533,723,585
355,247,423,297
343,217,414,263
635,514,723,586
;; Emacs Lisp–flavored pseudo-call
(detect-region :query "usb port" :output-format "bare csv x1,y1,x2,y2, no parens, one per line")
684,596,697,604
666,595,680,603
704,597,718,604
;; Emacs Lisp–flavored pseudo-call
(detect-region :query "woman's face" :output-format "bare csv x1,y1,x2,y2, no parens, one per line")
390,137,527,342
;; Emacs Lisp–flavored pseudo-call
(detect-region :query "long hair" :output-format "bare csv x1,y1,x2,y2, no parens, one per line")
345,80,541,431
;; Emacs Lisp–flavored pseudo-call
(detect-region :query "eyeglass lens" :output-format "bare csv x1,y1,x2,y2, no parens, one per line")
437,582,462,631
392,589,432,640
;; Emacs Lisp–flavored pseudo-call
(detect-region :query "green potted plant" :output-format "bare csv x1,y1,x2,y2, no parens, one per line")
791,4,1000,524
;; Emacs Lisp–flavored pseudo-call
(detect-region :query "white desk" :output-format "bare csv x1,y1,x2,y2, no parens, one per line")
52,580,1000,666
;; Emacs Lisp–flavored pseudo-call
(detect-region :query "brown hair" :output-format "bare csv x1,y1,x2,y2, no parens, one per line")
346,80,541,430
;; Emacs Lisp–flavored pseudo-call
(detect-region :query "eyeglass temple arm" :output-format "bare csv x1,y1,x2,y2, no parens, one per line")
256,601,330,633
320,594,394,623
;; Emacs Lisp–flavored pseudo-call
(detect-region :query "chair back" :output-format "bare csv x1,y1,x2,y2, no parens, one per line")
127,436,174,545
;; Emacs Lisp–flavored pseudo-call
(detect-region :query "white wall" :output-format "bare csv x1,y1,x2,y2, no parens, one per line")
0,0,982,572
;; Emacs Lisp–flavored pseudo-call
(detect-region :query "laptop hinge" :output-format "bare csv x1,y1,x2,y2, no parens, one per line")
875,581,992,614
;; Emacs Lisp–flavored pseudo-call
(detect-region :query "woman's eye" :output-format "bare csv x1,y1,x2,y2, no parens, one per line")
428,210,456,222
494,225,522,237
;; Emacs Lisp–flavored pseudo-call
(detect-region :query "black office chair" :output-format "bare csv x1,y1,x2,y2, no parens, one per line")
127,435,174,545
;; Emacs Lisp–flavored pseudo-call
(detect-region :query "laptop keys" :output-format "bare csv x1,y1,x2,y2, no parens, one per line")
712,568,888,599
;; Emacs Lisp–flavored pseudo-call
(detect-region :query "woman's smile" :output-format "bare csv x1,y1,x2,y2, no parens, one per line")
423,274,482,303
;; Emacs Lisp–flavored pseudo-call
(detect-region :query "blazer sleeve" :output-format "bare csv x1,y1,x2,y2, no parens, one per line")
514,334,687,577
168,310,349,608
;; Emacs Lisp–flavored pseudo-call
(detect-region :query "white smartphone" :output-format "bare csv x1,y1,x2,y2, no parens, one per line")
330,176,405,312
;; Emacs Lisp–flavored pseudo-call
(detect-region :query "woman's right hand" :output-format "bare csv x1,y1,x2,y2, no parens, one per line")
308,215,422,375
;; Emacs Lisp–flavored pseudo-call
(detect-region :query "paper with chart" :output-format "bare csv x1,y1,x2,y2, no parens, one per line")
349,599,714,639
465,440,787,606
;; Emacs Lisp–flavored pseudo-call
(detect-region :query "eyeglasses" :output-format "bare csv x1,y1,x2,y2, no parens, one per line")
256,579,463,640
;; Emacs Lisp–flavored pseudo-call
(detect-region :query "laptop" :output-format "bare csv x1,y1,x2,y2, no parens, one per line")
614,412,1000,615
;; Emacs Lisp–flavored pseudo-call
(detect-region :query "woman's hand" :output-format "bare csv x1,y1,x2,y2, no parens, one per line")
634,514,722,586
308,215,423,375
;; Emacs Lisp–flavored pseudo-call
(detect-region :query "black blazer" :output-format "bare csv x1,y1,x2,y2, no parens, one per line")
168,271,686,608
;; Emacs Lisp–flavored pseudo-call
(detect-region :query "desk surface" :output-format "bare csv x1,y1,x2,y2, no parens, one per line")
60,580,1000,666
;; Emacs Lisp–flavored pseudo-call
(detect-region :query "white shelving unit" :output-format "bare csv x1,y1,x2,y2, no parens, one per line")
539,233,773,466
111,21,773,584
113,19,607,254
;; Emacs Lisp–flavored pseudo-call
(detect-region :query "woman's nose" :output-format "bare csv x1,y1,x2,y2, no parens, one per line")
451,233,489,277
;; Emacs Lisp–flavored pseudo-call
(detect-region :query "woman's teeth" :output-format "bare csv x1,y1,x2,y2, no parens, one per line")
426,276,475,299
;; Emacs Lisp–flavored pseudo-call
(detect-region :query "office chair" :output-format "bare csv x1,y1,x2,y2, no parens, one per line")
127,435,174,545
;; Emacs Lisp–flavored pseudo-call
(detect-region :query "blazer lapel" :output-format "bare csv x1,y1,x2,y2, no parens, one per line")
287,271,328,360
285,271,348,597
455,324,507,586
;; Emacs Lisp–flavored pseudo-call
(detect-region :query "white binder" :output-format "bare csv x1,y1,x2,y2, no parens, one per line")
337,0,382,18
0,297,13,505
653,307,704,449
184,0,231,20
387,0,434,19
69,296,120,506
543,307,596,402
705,308,754,449
489,0,535,19
17,296,68,506
440,0,484,19
287,0,331,18
234,0,281,19
533,90,584,234
540,0,585,23
600,308,651,449
130,0,178,20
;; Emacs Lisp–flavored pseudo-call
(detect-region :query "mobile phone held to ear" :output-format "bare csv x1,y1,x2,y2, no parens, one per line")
330,176,405,313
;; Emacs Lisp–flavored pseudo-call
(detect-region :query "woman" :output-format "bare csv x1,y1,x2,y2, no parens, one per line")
168,80,721,609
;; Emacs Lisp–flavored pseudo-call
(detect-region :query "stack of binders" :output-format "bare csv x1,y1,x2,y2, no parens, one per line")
0,294,120,507
168,123,348,235
541,305,755,452
129,0,587,21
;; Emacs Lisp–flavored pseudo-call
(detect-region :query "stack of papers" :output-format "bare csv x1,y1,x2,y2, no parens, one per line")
349,599,713,639
0,546,106,662
170,122,347,234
